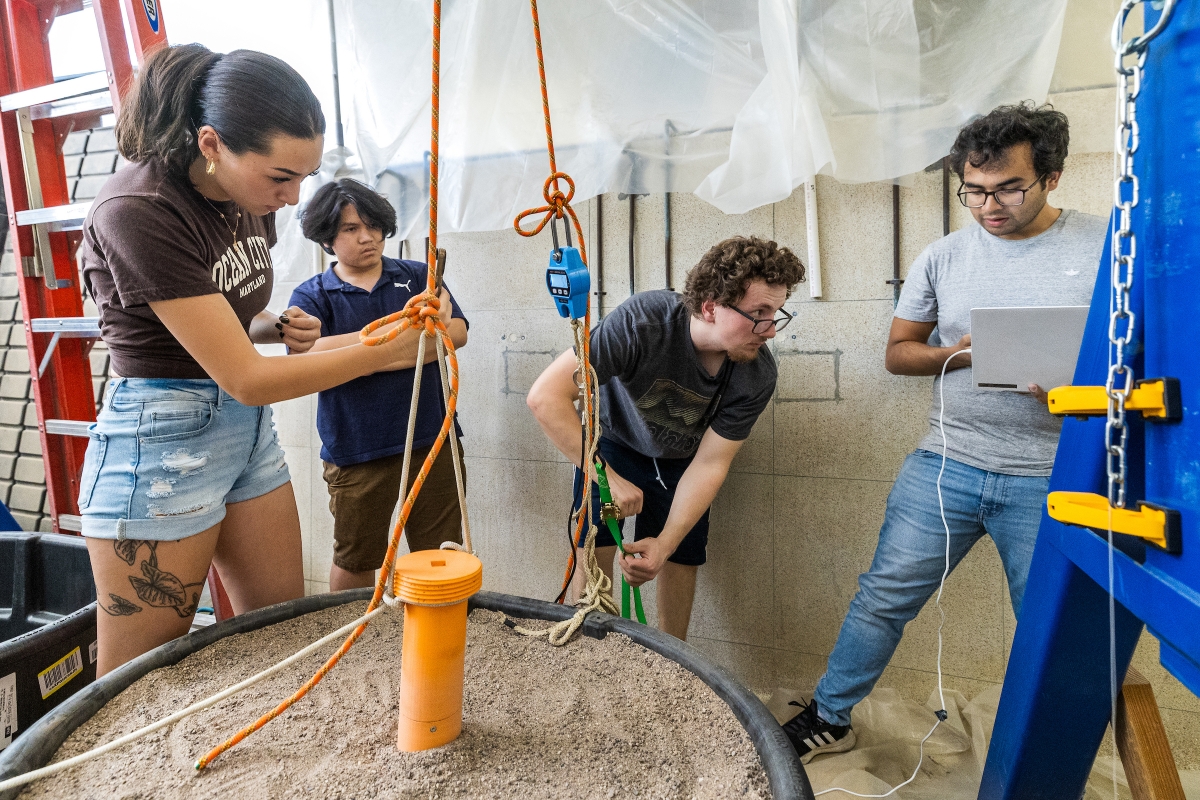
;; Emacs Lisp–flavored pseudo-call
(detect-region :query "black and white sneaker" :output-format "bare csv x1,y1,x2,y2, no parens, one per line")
781,698,856,763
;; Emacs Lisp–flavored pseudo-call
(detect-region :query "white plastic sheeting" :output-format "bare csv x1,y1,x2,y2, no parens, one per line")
336,0,1069,235
156,0,1069,278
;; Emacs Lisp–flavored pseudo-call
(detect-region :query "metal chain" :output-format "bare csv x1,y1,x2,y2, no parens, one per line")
1106,0,1177,509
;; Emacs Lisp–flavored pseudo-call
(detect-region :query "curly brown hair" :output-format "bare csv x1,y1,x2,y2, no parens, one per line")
682,236,806,316
949,102,1069,180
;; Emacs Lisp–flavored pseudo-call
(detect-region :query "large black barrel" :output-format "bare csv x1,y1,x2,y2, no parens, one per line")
0,588,813,799
0,533,97,755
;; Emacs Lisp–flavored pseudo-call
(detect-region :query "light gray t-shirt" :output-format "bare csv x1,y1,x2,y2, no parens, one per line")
591,290,777,460
895,209,1108,476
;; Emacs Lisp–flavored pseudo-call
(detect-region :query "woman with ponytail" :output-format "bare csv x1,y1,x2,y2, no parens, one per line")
80,44,432,674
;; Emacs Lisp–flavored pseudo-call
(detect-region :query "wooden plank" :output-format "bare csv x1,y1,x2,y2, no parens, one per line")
1117,666,1186,800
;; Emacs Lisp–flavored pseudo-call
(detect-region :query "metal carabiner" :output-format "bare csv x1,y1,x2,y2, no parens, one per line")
1113,0,1178,59
549,211,574,253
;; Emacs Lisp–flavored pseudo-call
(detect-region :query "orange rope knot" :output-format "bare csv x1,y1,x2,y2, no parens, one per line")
359,290,443,346
514,171,577,238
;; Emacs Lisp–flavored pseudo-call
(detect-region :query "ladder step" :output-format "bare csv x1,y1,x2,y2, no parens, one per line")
0,72,109,113
15,202,91,233
56,515,83,532
30,317,101,337
44,419,92,437
29,90,113,123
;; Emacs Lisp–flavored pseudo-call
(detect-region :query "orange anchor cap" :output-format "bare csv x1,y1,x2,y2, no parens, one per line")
392,549,483,606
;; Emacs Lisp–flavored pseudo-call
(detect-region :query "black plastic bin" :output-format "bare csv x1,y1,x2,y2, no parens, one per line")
0,588,813,799
0,533,97,753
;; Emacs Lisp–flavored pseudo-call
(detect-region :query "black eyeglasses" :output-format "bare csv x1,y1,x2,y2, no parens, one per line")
729,304,793,334
957,175,1045,208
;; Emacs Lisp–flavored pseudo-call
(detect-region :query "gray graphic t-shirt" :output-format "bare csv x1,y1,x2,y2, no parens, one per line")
895,209,1108,476
591,291,777,460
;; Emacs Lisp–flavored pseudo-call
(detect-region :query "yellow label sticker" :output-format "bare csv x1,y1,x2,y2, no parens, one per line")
37,647,82,700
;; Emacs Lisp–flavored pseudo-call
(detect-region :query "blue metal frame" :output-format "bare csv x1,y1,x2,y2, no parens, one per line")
980,4,1200,797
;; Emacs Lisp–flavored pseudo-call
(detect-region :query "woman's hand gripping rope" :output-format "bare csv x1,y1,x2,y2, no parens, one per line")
194,289,463,771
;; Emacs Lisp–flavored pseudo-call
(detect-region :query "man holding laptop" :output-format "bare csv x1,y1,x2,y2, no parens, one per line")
782,102,1108,761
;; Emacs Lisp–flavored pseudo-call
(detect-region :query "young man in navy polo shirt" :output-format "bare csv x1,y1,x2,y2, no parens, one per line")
291,179,469,591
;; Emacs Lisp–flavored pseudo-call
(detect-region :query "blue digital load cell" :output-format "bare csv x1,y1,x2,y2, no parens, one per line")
546,246,590,320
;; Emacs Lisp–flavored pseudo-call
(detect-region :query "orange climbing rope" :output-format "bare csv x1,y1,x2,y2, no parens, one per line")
195,0,456,771
513,0,594,604
199,0,594,769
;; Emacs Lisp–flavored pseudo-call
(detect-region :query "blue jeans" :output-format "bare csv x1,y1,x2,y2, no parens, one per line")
812,449,1050,726
79,378,292,541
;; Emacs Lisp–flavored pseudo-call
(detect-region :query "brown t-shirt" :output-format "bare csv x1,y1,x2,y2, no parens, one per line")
82,159,277,379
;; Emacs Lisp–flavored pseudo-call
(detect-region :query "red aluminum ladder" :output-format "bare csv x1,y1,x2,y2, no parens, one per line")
0,1,235,620
0,0,165,533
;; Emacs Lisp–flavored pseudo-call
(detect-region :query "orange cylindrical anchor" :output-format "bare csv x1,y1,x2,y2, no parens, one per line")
393,548,483,752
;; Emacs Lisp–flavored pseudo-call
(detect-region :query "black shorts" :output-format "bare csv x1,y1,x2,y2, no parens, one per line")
570,436,709,567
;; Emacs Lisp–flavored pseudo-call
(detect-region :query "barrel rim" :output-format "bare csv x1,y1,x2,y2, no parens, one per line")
0,603,97,661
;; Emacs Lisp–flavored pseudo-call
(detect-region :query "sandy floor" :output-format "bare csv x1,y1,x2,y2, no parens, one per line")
766,686,1200,799
23,603,770,799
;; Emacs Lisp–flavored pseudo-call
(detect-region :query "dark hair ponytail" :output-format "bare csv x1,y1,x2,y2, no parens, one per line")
116,43,325,176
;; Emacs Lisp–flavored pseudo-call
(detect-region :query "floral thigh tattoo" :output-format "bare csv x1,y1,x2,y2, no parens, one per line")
99,540,204,619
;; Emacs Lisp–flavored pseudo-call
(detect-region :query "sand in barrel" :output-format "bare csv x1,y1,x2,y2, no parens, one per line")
21,604,771,799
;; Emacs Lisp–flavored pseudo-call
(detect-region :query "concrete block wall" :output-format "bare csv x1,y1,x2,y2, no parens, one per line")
0,127,117,532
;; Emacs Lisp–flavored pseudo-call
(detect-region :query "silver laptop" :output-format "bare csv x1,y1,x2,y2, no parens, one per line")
969,306,1090,392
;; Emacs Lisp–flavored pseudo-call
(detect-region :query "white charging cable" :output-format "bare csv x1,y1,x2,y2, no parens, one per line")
814,347,970,799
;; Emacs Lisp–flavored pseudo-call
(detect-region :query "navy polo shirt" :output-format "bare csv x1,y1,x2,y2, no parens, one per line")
289,256,467,467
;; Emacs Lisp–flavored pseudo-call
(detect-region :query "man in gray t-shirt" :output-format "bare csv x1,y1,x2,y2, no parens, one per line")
782,104,1109,764
528,237,805,641
899,208,1105,475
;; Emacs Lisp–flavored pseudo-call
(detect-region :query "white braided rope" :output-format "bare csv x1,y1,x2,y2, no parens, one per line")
506,319,618,644
435,333,472,553
387,325,430,589
0,602,393,794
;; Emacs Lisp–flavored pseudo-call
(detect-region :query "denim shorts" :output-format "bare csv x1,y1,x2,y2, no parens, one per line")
78,378,292,541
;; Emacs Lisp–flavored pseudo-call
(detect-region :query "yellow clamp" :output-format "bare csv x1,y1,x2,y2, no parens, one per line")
600,502,622,522
1047,378,1180,421
1047,491,1181,554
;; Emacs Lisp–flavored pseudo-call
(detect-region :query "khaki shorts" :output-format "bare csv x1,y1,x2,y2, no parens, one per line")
323,441,465,573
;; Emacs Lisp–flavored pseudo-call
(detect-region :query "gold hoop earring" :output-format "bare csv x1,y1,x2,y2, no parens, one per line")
206,159,216,176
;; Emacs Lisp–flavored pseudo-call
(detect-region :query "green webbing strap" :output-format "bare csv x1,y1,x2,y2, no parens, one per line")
593,459,647,625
